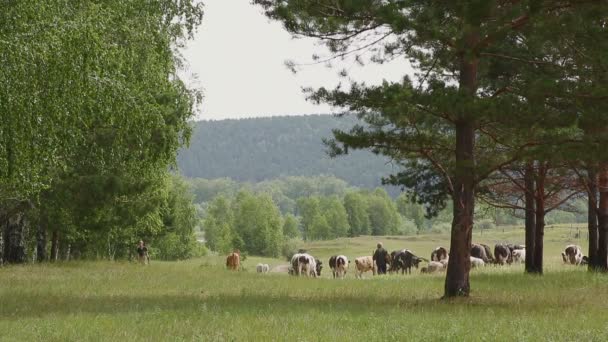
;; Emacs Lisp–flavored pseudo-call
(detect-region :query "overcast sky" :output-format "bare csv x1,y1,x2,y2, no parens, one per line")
180,0,413,120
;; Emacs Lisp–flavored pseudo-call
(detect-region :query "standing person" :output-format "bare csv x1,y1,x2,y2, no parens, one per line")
373,242,389,275
137,240,149,265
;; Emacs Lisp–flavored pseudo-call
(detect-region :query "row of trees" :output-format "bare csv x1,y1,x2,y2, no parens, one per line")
253,0,608,297
1,1,204,263
200,180,585,256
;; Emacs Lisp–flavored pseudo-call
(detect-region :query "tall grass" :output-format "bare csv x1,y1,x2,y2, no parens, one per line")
1,225,605,341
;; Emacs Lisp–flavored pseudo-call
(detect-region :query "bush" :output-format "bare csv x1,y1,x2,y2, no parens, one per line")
429,222,451,234
281,239,300,261
398,218,418,236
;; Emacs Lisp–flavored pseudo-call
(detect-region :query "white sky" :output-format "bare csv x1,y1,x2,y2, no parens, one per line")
180,0,413,120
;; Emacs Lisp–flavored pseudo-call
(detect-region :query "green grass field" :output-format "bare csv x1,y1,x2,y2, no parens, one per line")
1,225,606,341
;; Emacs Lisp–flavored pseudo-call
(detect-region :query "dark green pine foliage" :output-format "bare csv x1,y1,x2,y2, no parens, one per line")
253,0,602,297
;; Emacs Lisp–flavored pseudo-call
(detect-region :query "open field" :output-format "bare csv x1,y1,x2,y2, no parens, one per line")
1,224,606,341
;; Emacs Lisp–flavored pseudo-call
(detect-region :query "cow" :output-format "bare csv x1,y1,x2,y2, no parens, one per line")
393,250,426,274
494,244,511,265
226,250,240,271
507,243,525,252
421,261,446,274
329,255,348,279
290,253,319,277
562,245,584,265
470,256,485,268
315,258,323,277
471,244,490,263
480,243,495,263
256,263,270,273
389,249,411,273
354,256,375,278
431,246,448,262
511,249,525,264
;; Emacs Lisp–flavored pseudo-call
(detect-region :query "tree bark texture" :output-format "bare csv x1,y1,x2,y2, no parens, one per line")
597,164,608,271
587,167,599,270
444,28,479,298
3,212,28,264
533,163,546,274
524,162,536,273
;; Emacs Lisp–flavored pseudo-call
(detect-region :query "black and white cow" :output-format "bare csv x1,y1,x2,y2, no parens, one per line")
290,253,322,277
562,245,584,265
329,255,348,278
393,250,426,274
431,246,448,262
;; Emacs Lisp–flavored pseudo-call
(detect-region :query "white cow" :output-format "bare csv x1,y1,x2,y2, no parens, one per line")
421,261,446,274
511,249,525,264
256,263,270,273
470,256,485,268
354,256,375,278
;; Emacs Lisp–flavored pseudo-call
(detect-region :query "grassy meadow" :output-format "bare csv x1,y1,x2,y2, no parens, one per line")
1,224,607,341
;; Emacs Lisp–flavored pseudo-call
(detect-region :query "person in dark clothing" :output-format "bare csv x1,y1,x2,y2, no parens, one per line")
137,240,149,265
373,242,389,275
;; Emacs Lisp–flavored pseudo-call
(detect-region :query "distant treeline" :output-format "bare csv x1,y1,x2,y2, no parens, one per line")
177,115,399,192
191,176,587,257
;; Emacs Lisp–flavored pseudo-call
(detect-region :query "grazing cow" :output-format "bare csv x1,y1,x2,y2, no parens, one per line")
431,247,448,262
511,249,525,264
290,253,319,277
329,255,348,279
389,249,412,273
393,250,426,274
507,243,525,252
301,254,319,277
421,261,446,274
315,258,323,277
480,243,495,263
470,256,485,268
471,244,490,263
494,244,511,265
562,245,584,265
354,256,375,278
256,263,270,273
329,255,337,277
226,250,240,271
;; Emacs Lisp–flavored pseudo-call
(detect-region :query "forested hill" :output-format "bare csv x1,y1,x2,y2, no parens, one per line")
177,114,397,188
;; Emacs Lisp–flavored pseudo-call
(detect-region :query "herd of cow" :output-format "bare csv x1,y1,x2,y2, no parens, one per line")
226,244,588,277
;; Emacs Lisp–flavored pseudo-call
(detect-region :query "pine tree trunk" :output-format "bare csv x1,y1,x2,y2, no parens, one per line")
50,230,59,262
4,212,28,264
444,28,478,298
524,162,536,273
533,163,546,274
444,120,475,297
596,164,608,271
587,167,599,270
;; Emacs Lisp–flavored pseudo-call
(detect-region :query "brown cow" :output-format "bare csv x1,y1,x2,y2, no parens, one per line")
226,250,241,271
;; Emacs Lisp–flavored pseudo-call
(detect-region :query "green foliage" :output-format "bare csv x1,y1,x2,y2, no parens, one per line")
396,194,426,232
202,196,234,254
366,189,400,236
282,214,300,238
343,192,370,236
